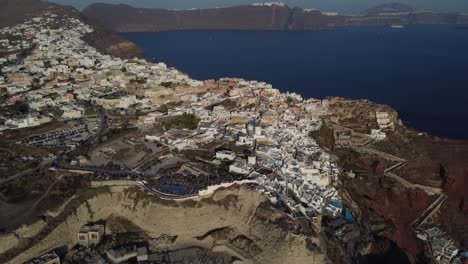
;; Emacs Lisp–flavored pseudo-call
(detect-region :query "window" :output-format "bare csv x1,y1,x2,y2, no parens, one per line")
91,233,98,239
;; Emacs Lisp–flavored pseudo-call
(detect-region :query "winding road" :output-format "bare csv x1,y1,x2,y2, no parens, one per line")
338,122,447,231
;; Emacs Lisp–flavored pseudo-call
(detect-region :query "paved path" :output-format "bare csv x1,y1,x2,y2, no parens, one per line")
30,174,63,211
0,158,54,185
411,194,448,228
384,172,442,195
136,181,197,200
384,161,407,173
132,149,169,172
350,133,442,194
336,123,447,231
55,165,137,176
355,146,406,163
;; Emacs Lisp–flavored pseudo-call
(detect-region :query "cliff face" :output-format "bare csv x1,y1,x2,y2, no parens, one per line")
81,3,348,32
82,3,466,33
398,138,468,248
341,12,461,27
338,150,435,255
83,4,294,32
0,186,326,264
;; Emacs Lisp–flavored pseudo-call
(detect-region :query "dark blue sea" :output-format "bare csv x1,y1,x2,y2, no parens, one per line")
122,25,468,139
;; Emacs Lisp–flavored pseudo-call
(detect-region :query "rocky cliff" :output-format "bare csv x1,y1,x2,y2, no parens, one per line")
326,98,468,259
82,3,466,33
0,185,326,264
81,3,343,32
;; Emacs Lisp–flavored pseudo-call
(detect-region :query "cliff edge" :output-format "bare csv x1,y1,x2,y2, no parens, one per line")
0,185,326,264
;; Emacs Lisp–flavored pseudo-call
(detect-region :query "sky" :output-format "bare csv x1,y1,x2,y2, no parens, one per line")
48,0,468,13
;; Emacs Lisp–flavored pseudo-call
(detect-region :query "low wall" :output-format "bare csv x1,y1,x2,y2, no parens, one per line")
90,180,136,188
198,180,257,196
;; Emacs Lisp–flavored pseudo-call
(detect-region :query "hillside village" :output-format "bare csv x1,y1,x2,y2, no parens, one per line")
0,13,465,264
0,14,347,218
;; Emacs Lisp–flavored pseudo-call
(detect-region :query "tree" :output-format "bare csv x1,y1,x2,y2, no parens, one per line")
309,123,335,150
161,113,200,130
160,82,173,88
7,102,29,116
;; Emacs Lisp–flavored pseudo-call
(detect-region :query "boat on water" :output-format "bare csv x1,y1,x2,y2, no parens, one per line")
391,25,405,29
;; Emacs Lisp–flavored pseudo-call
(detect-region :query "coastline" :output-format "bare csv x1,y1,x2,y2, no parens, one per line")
119,26,468,140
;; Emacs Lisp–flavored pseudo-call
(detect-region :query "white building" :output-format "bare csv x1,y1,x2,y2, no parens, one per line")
371,129,387,140
117,95,137,109
61,106,83,119
106,245,148,264
216,150,236,161
229,159,252,175
376,111,393,129
4,115,41,129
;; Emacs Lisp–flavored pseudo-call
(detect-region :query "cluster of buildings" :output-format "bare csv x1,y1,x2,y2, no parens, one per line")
417,227,467,264
105,244,231,264
251,2,287,7
0,15,95,131
134,73,344,217
24,251,61,264
27,221,232,264
0,14,194,133
0,21,33,63
0,14,349,224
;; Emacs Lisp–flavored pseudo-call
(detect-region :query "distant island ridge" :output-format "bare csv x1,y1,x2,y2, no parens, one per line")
82,2,468,32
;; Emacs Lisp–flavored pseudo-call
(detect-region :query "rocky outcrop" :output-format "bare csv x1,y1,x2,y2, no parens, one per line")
1,185,326,264
83,27,144,59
